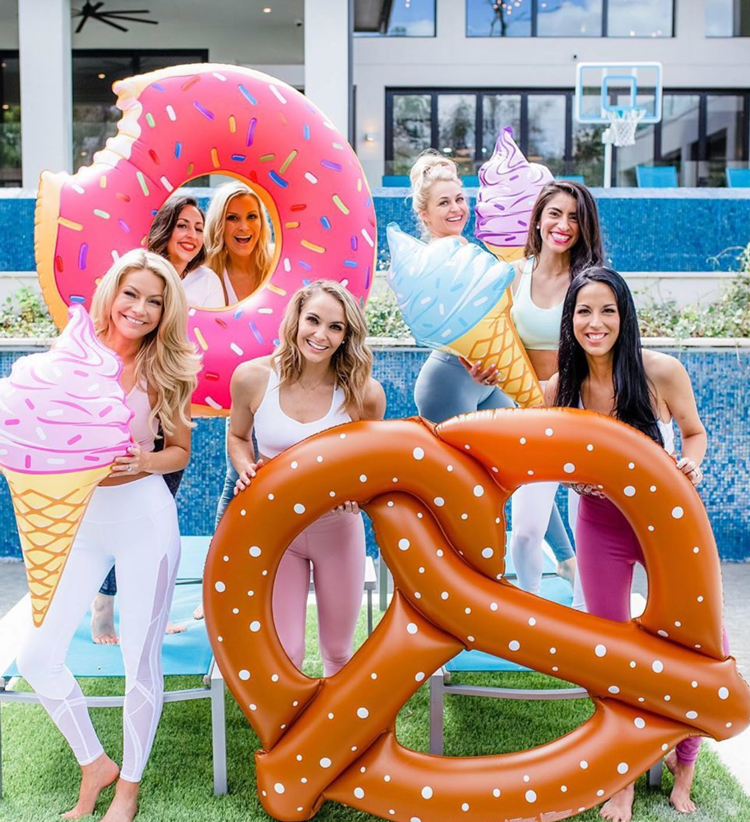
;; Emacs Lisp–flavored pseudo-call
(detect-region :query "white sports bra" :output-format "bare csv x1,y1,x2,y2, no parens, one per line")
253,365,351,458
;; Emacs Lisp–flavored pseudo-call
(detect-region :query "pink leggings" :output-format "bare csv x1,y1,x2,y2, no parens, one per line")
272,511,365,677
576,494,729,766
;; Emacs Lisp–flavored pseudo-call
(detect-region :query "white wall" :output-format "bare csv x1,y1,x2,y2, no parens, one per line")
353,0,750,182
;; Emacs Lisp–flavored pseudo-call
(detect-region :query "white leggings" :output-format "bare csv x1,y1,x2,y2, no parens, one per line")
510,482,585,610
16,474,180,782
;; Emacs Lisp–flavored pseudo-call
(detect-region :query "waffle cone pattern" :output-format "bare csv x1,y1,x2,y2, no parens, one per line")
484,243,526,263
445,242,544,408
5,466,111,627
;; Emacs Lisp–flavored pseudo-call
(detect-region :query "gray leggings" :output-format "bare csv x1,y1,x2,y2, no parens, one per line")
414,351,574,563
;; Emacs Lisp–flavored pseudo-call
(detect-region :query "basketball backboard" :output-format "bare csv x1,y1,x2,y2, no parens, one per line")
575,62,663,125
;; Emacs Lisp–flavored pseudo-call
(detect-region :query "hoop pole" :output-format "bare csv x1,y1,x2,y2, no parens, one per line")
603,139,613,189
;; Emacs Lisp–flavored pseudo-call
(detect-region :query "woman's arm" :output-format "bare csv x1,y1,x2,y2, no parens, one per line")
648,352,707,485
111,404,192,476
227,360,269,492
359,378,387,422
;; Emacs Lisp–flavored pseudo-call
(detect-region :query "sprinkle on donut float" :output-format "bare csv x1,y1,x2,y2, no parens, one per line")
34,63,376,414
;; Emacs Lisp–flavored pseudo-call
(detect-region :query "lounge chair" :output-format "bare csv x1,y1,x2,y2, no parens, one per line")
636,166,678,187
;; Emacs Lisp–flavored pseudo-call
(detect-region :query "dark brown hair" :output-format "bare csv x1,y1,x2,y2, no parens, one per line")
148,195,206,274
524,181,604,277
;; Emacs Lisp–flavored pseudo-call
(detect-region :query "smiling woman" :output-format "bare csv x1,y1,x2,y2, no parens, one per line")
224,280,386,675
203,181,274,306
147,195,225,309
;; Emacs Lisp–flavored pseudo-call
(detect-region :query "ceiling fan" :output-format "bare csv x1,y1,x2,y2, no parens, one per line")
73,1,159,33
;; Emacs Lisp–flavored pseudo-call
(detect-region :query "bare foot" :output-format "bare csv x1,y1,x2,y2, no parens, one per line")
165,621,186,634
61,753,119,819
600,783,635,822
193,603,204,620
91,594,119,645
665,750,697,814
556,557,577,586
100,779,139,822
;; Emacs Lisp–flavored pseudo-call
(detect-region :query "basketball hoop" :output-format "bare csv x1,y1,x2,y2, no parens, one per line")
604,108,647,147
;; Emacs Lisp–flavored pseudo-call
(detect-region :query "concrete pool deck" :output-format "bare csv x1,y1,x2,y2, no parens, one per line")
1,558,748,795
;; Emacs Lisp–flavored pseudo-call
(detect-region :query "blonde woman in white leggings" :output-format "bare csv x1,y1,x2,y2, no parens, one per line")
17,250,200,822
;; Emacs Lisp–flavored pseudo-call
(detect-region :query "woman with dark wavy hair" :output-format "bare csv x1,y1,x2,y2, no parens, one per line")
147,195,224,308
508,180,605,601
547,266,715,821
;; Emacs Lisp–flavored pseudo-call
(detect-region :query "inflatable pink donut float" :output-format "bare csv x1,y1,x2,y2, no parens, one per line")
35,63,376,415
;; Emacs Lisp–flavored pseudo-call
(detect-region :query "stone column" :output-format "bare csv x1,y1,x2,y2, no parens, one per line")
18,0,72,188
304,0,351,141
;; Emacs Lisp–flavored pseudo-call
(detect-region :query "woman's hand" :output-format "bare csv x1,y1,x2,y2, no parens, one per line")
567,482,606,499
334,500,360,515
234,459,265,495
676,457,703,487
111,444,150,476
458,357,499,387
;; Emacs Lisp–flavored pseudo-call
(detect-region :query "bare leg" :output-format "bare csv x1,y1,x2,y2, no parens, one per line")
91,594,119,645
165,621,186,634
556,556,577,586
61,753,119,819
100,779,139,822
193,602,204,620
665,750,697,814
599,783,635,822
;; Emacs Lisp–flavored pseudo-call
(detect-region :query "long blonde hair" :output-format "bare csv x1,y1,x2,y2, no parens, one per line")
410,149,462,238
275,281,372,413
91,249,201,435
204,181,273,292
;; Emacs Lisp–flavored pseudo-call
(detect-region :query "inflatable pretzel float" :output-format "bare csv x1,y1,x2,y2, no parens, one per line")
204,409,749,822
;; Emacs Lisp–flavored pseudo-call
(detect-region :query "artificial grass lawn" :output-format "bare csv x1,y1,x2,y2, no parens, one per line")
2,609,749,822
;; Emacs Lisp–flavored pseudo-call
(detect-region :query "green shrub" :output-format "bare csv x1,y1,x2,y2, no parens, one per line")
0,287,58,338
637,244,750,338
364,285,411,340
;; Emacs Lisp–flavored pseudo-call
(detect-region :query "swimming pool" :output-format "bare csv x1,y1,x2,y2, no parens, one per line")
0,344,747,562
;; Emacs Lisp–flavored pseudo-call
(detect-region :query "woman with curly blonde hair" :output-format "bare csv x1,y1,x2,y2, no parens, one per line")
17,248,201,822
227,280,385,675
203,180,273,304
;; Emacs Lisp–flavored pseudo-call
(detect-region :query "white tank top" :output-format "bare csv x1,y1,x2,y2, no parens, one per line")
254,365,351,458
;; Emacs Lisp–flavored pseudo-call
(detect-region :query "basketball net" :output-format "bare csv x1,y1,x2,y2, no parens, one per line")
603,108,647,147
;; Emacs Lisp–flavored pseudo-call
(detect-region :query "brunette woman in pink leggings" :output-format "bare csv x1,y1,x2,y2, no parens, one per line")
547,267,720,822
227,280,385,676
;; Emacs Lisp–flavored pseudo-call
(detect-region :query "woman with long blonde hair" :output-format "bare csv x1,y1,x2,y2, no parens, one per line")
204,180,273,304
228,280,385,675
18,249,200,822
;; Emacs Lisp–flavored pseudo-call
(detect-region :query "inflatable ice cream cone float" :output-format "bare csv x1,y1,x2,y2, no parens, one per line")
386,224,544,407
475,126,553,262
0,306,133,626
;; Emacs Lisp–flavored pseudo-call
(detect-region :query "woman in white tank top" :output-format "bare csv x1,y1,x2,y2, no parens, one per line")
228,280,385,676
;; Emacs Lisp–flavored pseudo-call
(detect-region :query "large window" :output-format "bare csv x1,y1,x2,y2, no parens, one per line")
73,50,207,173
387,89,597,179
0,55,21,187
707,0,750,36
466,0,674,37
387,88,750,187
355,0,436,37
0,50,207,188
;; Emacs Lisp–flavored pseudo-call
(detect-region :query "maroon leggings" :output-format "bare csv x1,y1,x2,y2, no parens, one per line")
576,494,729,766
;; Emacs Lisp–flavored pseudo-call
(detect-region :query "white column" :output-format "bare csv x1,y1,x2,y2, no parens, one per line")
18,0,72,188
304,0,351,140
